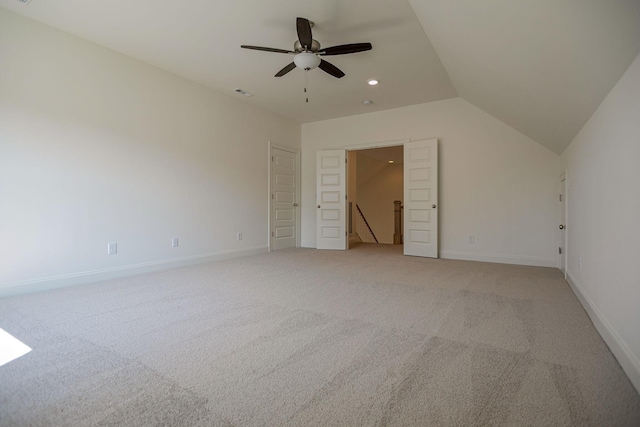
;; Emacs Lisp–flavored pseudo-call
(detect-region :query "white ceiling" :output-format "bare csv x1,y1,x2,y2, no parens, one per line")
410,0,640,154
2,0,639,154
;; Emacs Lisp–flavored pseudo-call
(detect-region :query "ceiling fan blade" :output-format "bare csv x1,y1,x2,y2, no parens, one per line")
275,62,297,77
296,17,313,50
241,45,294,54
319,43,373,56
319,59,345,78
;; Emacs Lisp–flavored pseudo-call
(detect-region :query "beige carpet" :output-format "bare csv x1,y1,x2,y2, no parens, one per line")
1,244,639,426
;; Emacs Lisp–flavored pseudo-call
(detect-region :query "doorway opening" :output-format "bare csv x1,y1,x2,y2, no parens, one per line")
347,146,404,249
316,139,438,257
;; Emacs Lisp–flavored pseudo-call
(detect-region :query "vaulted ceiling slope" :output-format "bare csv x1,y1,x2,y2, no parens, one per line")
410,0,640,154
1,1,639,155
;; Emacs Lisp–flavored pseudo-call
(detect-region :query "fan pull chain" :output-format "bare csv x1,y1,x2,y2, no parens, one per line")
305,69,309,103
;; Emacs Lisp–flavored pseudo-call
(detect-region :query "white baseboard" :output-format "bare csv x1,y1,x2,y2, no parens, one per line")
440,250,556,268
0,246,268,298
566,271,640,394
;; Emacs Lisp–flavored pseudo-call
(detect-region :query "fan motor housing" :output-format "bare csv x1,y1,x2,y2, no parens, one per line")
294,39,321,53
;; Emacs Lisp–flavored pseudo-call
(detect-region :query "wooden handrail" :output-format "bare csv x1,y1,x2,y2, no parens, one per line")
356,204,378,243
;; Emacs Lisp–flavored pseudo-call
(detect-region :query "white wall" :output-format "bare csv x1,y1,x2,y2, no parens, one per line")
301,98,560,267
560,52,640,392
0,10,300,295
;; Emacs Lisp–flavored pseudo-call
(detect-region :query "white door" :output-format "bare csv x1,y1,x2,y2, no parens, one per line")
316,150,346,250
404,139,438,258
270,147,297,251
559,173,567,276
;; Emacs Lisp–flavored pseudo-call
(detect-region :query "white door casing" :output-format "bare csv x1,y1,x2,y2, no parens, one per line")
270,147,298,251
404,139,438,258
316,150,346,250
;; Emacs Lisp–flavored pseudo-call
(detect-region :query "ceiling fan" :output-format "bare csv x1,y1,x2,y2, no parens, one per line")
241,17,372,79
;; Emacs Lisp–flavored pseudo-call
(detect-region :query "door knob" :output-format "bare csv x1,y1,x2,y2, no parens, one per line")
293,203,299,206
432,204,437,209
559,224,564,230
317,205,321,208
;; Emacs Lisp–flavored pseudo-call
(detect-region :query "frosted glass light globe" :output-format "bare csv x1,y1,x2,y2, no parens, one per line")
294,52,321,70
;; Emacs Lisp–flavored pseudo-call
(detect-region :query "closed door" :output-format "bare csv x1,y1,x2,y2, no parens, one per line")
404,139,438,258
271,147,297,251
316,150,346,250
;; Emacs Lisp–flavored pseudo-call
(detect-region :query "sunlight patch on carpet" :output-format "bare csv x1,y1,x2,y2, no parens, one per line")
0,328,31,367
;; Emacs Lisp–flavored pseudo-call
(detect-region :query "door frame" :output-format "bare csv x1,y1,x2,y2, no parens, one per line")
344,139,409,250
343,138,441,257
559,171,568,278
315,137,439,256
268,142,301,252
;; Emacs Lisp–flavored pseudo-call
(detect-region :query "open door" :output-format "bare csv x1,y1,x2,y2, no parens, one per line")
316,150,346,250
404,139,438,257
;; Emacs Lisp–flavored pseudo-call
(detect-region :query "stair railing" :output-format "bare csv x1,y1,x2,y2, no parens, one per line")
356,204,379,243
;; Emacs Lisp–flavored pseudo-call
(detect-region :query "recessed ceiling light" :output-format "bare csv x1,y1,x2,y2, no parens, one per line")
368,79,379,86
363,99,373,105
388,160,394,163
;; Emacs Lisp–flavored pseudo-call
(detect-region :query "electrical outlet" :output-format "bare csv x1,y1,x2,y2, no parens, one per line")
172,238,179,248
237,232,243,241
468,235,475,243
107,242,117,255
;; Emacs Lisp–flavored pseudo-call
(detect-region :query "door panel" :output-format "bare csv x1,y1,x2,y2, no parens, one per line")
271,147,297,251
404,139,438,258
316,150,346,250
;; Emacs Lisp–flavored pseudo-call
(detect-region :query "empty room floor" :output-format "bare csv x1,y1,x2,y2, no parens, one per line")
1,244,639,426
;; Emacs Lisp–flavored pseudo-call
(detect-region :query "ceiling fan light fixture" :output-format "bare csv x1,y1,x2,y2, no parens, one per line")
294,52,321,70
241,17,371,79
368,79,379,86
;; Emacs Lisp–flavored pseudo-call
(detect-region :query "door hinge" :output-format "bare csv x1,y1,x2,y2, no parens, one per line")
272,156,274,161
559,194,562,202
271,193,274,199
559,247,562,254
272,231,274,237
